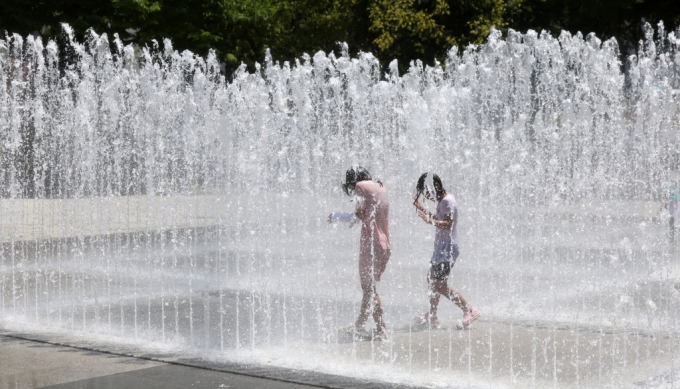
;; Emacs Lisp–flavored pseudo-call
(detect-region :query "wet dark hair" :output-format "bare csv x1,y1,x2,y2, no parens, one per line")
342,166,374,196
416,173,427,192
416,172,445,198
432,174,444,196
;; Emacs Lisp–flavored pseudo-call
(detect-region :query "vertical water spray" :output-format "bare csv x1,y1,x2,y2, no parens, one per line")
0,22,679,388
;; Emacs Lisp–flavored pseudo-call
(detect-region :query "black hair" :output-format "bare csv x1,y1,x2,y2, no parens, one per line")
432,174,444,197
416,173,428,192
342,166,374,196
416,172,445,198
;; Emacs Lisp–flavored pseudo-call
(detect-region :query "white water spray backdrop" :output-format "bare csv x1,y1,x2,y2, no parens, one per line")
2,23,680,387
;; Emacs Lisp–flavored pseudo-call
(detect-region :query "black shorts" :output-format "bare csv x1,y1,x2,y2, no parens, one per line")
430,261,451,280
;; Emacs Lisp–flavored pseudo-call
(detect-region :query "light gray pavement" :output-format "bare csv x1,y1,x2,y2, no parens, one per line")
0,195,665,244
1,335,161,389
247,317,680,389
41,365,317,389
0,334,348,389
0,195,228,243
0,195,673,264
1,196,677,388
0,333,418,389
3,317,677,389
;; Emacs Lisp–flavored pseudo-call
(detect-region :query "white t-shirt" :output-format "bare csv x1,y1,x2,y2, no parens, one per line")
431,193,459,264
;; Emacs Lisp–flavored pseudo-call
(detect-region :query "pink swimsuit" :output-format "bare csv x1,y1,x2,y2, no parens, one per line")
354,181,391,284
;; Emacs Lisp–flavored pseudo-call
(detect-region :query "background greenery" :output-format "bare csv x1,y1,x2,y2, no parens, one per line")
1,0,680,75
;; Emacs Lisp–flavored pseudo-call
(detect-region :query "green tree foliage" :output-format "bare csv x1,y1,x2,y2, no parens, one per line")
0,0,371,72
511,0,680,54
367,0,526,68
1,0,679,75
244,0,373,66
368,0,455,60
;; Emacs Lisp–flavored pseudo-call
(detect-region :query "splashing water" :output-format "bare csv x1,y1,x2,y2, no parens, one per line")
1,23,680,388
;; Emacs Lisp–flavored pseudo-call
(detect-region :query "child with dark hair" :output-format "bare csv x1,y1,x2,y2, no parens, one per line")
413,173,480,330
328,166,390,339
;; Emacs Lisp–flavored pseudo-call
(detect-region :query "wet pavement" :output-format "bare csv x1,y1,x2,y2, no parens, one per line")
2,316,678,389
1,335,323,389
0,334,414,389
1,196,678,388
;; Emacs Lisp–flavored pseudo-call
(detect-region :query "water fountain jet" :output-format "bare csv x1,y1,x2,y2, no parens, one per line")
0,23,680,388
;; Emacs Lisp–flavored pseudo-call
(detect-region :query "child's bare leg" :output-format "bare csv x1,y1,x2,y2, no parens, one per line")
371,292,386,335
356,283,386,333
427,271,443,320
442,285,471,313
355,282,373,328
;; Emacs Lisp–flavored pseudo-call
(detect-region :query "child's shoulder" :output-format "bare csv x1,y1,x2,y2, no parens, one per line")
443,193,456,207
356,180,380,192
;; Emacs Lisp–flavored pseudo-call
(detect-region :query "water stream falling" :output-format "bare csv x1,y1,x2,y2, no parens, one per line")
1,22,680,388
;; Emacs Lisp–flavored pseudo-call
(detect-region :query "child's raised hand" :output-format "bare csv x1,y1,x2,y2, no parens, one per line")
417,210,430,224
413,196,424,211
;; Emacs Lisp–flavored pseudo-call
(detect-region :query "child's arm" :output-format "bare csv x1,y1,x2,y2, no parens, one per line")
330,212,359,223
